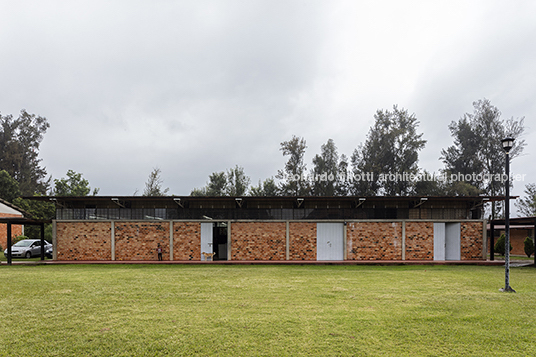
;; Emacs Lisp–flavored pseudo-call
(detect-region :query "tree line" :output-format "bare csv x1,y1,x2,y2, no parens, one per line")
1,98,536,225
189,99,530,218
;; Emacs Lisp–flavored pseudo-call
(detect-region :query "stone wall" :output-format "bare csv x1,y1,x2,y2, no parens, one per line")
405,222,434,260
115,222,170,261
53,219,484,261
231,222,286,260
347,222,402,260
173,222,200,261
289,222,316,260
460,222,483,260
56,221,111,260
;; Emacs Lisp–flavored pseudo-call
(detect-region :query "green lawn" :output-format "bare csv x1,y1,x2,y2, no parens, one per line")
1,264,535,356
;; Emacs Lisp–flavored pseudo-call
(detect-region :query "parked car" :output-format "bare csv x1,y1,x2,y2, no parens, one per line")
3,239,53,259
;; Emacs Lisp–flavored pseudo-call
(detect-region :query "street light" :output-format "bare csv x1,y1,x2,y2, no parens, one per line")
500,137,516,293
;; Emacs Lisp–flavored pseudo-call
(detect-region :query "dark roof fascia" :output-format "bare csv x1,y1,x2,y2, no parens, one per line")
0,217,52,225
490,216,536,226
23,195,508,203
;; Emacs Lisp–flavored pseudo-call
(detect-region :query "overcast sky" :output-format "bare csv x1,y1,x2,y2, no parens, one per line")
1,0,535,208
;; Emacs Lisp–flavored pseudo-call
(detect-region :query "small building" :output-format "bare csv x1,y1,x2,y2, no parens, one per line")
0,199,24,250
488,217,536,257
28,195,496,262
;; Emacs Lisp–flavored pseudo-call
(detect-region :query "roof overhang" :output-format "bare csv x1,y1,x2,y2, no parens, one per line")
0,217,52,225
24,195,510,203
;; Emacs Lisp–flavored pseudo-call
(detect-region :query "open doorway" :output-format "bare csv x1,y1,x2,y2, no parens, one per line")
200,222,228,261
213,222,228,260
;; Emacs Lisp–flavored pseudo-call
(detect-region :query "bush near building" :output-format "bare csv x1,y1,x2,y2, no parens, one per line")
524,236,535,258
494,234,513,256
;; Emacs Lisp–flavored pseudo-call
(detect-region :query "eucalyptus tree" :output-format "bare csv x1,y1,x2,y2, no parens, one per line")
226,165,251,196
441,99,525,218
53,170,99,196
0,170,21,202
351,106,426,196
515,183,536,217
276,135,310,196
191,171,226,196
311,139,339,196
143,167,169,196
191,167,251,196
249,178,279,196
0,110,50,195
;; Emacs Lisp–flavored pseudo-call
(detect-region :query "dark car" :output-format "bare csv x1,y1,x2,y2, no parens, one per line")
45,246,53,259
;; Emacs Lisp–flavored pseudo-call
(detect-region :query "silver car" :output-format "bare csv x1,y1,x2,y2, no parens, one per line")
3,239,53,259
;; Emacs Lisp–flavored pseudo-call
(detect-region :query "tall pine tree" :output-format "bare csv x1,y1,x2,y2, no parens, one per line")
0,110,50,195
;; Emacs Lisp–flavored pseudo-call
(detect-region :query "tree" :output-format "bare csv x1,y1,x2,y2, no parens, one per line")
413,171,483,196
413,170,445,196
335,154,350,196
350,106,426,196
441,99,525,218
524,237,534,258
206,172,227,196
515,183,536,217
12,195,55,240
190,187,207,196
440,117,484,190
0,110,50,195
143,167,169,196
53,170,99,196
311,139,340,196
249,178,279,196
191,167,252,196
276,135,310,196
494,233,512,256
191,171,227,196
226,165,251,196
0,170,22,202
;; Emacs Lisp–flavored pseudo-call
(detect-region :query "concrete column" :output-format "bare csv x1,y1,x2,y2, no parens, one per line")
227,221,232,261
169,221,174,261
111,221,115,261
343,222,348,260
402,221,406,260
52,220,57,261
482,220,487,260
285,221,290,261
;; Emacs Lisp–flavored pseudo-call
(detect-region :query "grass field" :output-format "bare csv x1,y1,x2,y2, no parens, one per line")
1,264,535,356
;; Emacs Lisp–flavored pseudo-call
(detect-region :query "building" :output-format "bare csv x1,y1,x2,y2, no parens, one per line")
488,216,536,257
0,199,24,250
28,195,496,262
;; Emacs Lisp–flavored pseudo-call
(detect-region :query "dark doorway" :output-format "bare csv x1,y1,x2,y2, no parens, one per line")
213,222,228,260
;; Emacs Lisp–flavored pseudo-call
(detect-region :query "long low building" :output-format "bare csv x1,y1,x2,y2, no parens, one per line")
31,196,497,262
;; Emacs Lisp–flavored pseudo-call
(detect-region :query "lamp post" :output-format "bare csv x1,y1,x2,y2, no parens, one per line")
500,137,516,293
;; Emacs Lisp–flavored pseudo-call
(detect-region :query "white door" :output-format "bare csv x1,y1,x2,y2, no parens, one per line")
434,223,446,261
317,223,344,261
200,223,213,261
445,223,461,260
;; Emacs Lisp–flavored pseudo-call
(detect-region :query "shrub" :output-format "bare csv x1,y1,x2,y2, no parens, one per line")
494,234,513,256
524,237,535,258
12,235,29,245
